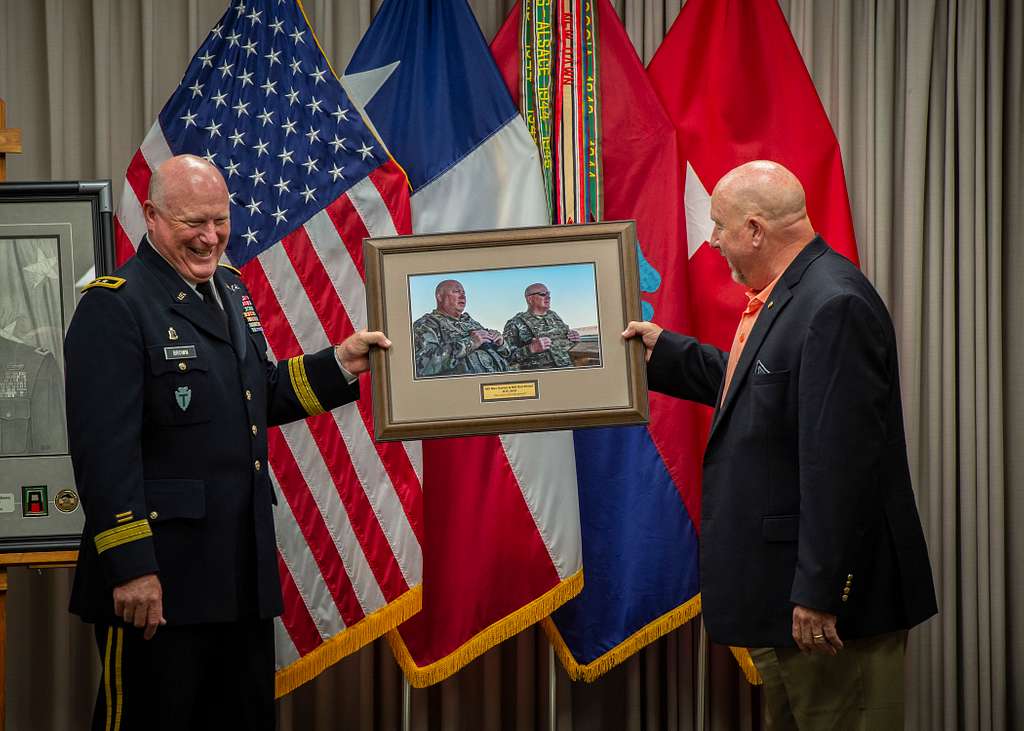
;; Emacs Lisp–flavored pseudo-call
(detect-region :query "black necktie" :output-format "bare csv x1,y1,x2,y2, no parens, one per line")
195,279,229,335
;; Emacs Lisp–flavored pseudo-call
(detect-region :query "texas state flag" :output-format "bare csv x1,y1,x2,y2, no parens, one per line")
345,0,583,687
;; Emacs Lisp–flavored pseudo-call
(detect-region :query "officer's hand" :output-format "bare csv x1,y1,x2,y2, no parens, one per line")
488,330,505,347
528,337,552,353
792,605,843,656
113,573,166,640
336,330,392,375
621,321,663,362
567,329,581,342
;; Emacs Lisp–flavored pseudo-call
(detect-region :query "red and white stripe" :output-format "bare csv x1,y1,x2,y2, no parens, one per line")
114,125,422,681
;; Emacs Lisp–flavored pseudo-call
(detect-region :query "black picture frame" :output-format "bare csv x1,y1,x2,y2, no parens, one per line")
0,180,115,551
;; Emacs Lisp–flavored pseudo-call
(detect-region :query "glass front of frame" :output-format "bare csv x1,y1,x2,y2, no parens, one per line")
0,236,69,457
408,262,602,381
365,221,648,440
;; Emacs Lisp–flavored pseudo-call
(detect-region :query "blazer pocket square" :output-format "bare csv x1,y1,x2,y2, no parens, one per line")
751,368,790,385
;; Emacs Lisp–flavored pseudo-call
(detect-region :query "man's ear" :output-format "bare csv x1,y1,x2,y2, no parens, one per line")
142,200,157,228
747,216,766,248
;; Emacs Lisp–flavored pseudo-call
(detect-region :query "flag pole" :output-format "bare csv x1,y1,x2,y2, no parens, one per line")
548,643,557,731
402,676,411,731
697,617,708,730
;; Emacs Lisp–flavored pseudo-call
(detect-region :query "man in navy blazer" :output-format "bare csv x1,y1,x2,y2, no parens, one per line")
625,161,936,728
65,155,391,730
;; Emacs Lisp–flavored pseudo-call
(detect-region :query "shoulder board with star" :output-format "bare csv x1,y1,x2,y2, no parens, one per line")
218,263,242,277
81,275,126,293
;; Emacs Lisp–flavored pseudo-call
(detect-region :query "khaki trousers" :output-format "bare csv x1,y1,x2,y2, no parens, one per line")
749,631,907,731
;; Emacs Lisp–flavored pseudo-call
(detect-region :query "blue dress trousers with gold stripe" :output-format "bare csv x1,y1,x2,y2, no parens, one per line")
65,236,358,625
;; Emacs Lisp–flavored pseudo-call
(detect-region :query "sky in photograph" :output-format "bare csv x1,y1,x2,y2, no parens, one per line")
408,263,600,332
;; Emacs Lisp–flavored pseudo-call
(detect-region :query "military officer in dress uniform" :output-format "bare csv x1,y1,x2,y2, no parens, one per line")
0,334,66,455
64,155,391,731
502,283,581,371
412,279,511,377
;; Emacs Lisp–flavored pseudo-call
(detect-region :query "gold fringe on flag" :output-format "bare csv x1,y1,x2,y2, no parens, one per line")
729,645,764,685
275,585,422,698
542,592,702,682
387,569,583,688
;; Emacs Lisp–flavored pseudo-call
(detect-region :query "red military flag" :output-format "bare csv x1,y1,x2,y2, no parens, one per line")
648,0,857,352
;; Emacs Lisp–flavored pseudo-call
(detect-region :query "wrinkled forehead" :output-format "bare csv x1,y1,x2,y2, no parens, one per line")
164,177,229,215
709,187,742,224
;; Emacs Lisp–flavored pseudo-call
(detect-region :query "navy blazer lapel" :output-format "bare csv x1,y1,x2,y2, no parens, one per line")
710,283,793,438
137,237,233,345
708,237,829,442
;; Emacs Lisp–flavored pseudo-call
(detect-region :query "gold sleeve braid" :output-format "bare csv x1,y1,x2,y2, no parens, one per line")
94,519,153,554
287,355,326,416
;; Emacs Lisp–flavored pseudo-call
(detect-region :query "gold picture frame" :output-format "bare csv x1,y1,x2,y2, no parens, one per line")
363,220,648,441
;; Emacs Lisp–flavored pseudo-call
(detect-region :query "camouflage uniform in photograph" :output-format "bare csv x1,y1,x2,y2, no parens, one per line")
413,310,512,377
503,310,575,370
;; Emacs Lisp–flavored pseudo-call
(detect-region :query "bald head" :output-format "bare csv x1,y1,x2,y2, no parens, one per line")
708,161,815,289
713,160,808,229
435,280,467,318
143,154,231,283
148,154,229,210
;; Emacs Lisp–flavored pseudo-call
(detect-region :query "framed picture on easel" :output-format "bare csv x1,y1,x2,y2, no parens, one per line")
0,180,114,551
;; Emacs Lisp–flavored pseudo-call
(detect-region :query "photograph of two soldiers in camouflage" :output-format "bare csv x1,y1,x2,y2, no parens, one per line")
409,263,601,380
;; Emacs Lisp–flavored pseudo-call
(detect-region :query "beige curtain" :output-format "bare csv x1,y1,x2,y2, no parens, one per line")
1,0,1020,728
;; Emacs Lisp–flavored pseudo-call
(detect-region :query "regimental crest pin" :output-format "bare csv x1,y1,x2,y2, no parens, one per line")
168,327,179,341
174,386,192,411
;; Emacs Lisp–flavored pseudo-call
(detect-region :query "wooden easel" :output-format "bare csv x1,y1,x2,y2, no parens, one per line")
0,97,80,731
0,99,22,180
0,552,78,730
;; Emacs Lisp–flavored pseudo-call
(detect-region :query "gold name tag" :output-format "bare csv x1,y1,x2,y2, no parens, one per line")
480,381,539,402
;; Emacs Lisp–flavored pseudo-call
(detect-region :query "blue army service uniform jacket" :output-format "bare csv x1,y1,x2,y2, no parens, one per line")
65,237,359,625
647,237,937,648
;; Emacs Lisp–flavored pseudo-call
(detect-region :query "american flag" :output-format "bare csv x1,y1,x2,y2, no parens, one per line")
113,0,423,695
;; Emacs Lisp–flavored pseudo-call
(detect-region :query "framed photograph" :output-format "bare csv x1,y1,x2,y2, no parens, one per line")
364,220,648,441
0,180,114,550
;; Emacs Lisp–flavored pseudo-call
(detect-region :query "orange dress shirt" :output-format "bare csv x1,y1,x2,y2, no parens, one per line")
719,271,784,405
